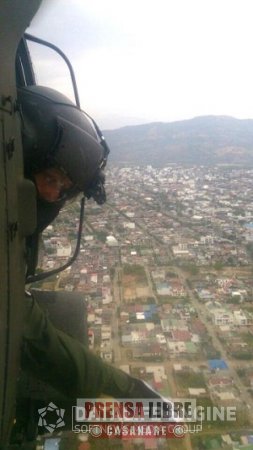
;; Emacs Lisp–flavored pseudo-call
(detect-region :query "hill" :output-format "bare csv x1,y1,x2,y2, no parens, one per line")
103,116,253,166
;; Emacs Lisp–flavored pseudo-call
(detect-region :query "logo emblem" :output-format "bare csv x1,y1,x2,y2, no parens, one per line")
173,424,186,437
90,425,103,437
38,402,65,433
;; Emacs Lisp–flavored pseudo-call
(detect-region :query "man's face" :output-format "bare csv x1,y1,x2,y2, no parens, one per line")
34,167,73,203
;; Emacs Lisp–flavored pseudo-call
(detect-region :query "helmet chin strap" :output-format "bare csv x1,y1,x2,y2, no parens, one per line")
26,196,85,284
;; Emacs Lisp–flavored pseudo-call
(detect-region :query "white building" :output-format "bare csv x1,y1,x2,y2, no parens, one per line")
106,235,119,246
56,242,71,257
233,310,248,326
211,309,234,325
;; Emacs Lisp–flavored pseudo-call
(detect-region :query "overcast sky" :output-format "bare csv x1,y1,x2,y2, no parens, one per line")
28,0,253,129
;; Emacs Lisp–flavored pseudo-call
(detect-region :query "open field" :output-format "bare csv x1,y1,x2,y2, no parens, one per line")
123,280,151,301
122,265,152,301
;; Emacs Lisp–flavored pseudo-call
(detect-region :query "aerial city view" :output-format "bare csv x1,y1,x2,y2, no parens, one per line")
37,162,253,449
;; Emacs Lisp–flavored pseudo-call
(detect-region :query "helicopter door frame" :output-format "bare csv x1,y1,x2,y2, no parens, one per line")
16,33,81,108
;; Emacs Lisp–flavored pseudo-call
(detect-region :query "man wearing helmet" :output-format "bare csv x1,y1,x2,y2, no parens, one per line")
33,167,73,203
19,85,162,404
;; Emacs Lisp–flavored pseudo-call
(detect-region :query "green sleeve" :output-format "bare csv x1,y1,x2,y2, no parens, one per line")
22,297,131,400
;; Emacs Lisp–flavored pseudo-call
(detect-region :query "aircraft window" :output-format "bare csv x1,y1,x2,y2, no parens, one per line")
26,39,76,105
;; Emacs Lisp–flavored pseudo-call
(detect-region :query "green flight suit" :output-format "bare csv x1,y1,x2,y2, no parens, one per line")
22,296,132,400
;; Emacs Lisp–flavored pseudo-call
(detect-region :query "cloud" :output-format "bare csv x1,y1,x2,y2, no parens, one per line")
27,0,253,128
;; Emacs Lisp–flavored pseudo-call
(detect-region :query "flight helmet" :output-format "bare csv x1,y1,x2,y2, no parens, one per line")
18,85,110,206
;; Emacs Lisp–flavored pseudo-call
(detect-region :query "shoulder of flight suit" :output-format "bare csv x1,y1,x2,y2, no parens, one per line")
22,295,132,400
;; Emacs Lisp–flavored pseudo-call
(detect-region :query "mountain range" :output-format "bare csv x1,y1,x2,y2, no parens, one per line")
103,116,253,166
